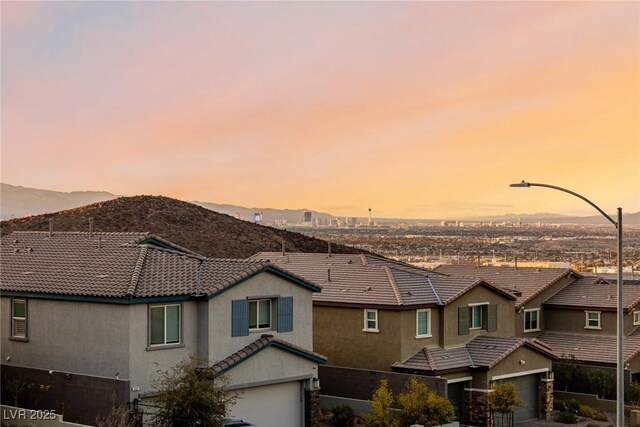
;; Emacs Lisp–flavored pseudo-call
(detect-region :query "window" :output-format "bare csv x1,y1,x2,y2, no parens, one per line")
249,299,271,330
585,311,601,329
470,305,483,329
634,311,640,326
11,299,27,339
364,309,378,332
150,304,181,346
416,309,431,338
524,309,540,332
231,297,293,337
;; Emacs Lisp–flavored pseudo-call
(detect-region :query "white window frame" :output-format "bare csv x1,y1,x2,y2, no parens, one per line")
11,299,27,339
415,309,432,338
149,304,182,347
249,299,272,331
363,309,379,332
524,308,540,333
634,311,640,326
585,311,601,330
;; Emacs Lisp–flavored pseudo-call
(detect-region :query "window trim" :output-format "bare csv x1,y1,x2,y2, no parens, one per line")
470,305,483,330
585,310,601,330
10,299,28,341
363,309,379,333
415,309,432,338
249,299,273,331
523,308,540,333
148,303,182,348
634,311,640,326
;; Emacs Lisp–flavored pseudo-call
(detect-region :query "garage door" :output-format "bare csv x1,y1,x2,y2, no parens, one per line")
496,374,539,424
230,381,302,427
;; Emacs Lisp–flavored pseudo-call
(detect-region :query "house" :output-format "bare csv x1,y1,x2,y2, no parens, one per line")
249,252,556,425
1,232,326,427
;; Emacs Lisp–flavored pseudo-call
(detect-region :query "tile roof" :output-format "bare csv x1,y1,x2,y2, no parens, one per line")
433,265,577,308
1,232,316,300
249,252,514,307
537,330,640,366
393,336,556,374
543,276,640,311
204,334,327,377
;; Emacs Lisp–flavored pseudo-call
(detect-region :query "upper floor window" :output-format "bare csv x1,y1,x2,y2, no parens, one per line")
149,304,181,346
634,311,640,326
11,299,27,339
232,297,293,337
364,309,379,332
524,308,540,332
249,299,271,330
416,309,431,338
458,303,497,335
585,311,601,330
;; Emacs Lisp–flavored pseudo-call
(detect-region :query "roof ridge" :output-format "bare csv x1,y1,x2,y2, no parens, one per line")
424,347,437,371
426,276,443,306
127,245,148,297
517,268,574,309
360,254,368,266
383,266,403,305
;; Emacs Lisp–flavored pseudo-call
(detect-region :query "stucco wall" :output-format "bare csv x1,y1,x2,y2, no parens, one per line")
207,271,314,363
516,275,575,337
313,306,402,371
443,286,515,348
128,300,199,397
489,346,552,380
1,297,130,379
399,308,441,362
544,307,619,335
224,346,316,387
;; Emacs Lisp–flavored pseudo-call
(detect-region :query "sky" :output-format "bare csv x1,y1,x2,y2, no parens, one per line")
2,1,639,219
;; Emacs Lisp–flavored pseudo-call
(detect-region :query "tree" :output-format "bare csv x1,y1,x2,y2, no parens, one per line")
555,353,581,391
627,381,640,405
361,379,399,427
588,368,613,399
487,383,523,414
396,378,456,427
151,356,238,427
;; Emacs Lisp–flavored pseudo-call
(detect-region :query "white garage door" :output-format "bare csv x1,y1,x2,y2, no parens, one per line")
230,381,302,427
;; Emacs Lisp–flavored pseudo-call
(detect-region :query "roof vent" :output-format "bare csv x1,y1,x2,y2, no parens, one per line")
26,247,33,253
13,239,18,244
13,248,19,253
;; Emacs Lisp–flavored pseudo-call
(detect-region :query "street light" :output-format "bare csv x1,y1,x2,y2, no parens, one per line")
510,180,624,426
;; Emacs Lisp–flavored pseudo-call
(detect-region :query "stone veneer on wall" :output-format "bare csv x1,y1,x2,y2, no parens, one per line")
464,389,493,427
305,388,320,427
539,379,554,420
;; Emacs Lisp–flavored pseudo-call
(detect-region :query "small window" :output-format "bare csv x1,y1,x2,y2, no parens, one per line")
634,311,640,326
364,309,378,332
416,309,431,338
249,299,271,330
524,309,540,332
150,304,181,346
12,299,27,339
470,305,483,329
585,311,601,329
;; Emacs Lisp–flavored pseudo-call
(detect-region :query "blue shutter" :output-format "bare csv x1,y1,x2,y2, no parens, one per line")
232,300,249,337
277,297,293,333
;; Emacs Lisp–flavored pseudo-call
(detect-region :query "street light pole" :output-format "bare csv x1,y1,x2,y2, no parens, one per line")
510,181,624,426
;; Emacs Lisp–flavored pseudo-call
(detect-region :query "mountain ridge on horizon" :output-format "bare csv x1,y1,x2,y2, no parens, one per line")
1,182,637,225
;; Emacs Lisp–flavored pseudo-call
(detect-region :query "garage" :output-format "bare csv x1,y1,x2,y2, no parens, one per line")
230,380,303,427
495,374,539,424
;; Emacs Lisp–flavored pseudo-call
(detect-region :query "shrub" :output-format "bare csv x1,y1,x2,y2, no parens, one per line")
361,379,399,427
553,399,566,411
591,411,608,422
588,368,613,399
566,398,581,413
628,381,640,405
332,405,355,427
555,411,578,424
487,382,523,414
577,404,594,418
396,378,456,427
556,354,581,391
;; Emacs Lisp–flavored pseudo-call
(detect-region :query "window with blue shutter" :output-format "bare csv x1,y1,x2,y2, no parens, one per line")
277,296,293,333
232,299,249,337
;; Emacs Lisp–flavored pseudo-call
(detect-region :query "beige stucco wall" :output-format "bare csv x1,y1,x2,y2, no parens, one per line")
516,275,575,337
128,300,199,397
399,308,441,362
544,307,621,335
224,346,316,387
313,306,402,371
443,286,515,348
489,346,552,381
207,272,314,363
1,297,130,379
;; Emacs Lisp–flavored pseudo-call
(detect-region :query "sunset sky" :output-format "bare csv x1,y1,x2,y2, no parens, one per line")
2,2,638,219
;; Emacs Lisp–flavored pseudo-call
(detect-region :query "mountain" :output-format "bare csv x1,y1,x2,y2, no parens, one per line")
0,196,363,258
0,183,117,220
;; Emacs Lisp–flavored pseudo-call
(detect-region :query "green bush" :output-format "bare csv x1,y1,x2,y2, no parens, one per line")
566,398,581,413
588,368,613,399
553,399,565,411
591,411,608,422
332,405,355,427
577,404,594,418
555,411,578,424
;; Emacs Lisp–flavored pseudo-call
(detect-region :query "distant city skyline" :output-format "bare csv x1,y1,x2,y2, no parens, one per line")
2,2,638,219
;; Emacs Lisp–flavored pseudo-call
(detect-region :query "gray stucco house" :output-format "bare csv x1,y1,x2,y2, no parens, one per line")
1,231,325,426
